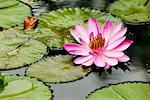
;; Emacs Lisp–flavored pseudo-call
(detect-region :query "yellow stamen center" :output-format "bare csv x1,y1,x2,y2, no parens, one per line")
89,36,105,53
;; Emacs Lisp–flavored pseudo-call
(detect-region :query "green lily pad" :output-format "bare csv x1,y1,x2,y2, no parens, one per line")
26,55,90,83
87,82,150,100
0,27,31,40
0,27,62,49
0,0,19,8
32,28,63,49
109,0,150,22
0,38,47,69
0,0,31,29
0,80,32,97
36,8,119,48
0,74,52,100
0,8,119,49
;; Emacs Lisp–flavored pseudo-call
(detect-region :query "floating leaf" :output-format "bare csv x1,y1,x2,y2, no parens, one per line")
0,74,52,100
0,26,62,49
109,0,150,22
0,38,47,69
26,55,90,83
87,82,150,100
32,28,63,48
0,8,119,49
0,27,31,39
0,0,31,29
0,0,19,8
37,8,119,48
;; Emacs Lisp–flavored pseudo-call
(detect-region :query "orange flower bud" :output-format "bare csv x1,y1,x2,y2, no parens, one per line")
24,16,38,30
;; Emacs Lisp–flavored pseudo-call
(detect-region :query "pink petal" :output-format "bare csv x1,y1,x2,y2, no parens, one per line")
68,50,89,56
63,43,84,51
103,56,118,66
117,55,130,62
103,50,124,58
110,21,122,37
79,38,92,52
74,55,93,64
103,20,112,43
94,54,105,67
104,64,110,69
82,56,95,66
87,18,100,37
75,24,89,43
64,41,91,56
114,40,134,51
105,36,126,50
70,29,81,43
110,28,127,43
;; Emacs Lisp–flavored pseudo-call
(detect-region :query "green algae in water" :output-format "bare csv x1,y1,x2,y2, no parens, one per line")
0,74,52,100
110,0,150,22
26,55,90,83
0,0,31,29
87,82,150,100
37,8,119,48
0,38,47,70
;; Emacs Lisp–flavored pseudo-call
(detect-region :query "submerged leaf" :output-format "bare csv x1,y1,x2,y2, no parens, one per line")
87,82,150,100
26,55,90,83
0,0,31,29
0,74,52,100
0,38,47,69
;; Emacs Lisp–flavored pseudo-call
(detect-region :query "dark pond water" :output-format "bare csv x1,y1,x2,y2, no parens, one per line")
1,0,150,100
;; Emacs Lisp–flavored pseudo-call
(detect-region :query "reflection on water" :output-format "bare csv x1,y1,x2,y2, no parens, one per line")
127,24,150,80
50,0,107,11
22,0,107,14
21,0,51,16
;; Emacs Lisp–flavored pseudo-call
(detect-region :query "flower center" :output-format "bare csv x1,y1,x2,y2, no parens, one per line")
89,36,105,53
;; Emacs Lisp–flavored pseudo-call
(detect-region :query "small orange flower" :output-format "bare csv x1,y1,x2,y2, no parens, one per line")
24,16,38,30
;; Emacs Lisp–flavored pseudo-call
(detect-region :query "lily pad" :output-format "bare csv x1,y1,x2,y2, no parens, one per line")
26,55,90,83
0,0,31,29
0,27,31,40
0,74,52,100
87,82,150,100
0,0,19,8
37,8,119,48
0,8,119,49
0,38,47,70
32,28,63,49
109,0,150,22
0,27,62,49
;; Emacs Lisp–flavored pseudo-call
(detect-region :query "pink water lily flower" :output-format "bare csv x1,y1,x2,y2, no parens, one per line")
63,18,133,69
